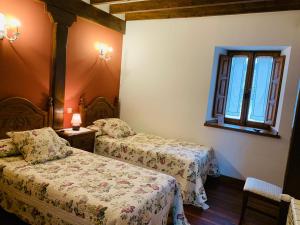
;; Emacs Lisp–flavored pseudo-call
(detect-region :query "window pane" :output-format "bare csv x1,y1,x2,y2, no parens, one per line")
225,56,248,120
248,56,274,123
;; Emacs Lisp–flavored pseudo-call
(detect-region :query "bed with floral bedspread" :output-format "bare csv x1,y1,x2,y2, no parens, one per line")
0,147,189,225
95,133,220,209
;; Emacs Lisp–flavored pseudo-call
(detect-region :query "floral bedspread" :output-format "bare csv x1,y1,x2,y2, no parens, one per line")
0,147,189,225
95,133,220,209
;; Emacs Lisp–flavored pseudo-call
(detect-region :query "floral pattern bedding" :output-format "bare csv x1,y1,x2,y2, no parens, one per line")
95,133,220,209
7,127,72,164
0,147,189,225
101,118,136,138
0,138,20,157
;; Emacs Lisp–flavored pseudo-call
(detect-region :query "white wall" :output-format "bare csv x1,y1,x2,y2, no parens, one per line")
120,11,300,186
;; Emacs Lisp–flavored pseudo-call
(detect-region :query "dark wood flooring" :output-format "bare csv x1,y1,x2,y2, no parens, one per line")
0,177,278,225
185,177,278,225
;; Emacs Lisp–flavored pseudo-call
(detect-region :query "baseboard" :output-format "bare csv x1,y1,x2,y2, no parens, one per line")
219,175,245,186
207,174,245,190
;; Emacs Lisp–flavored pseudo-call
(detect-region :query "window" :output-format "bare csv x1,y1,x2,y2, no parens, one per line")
213,51,285,130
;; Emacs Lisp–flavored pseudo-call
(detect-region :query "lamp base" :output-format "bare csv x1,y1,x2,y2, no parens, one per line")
72,126,80,131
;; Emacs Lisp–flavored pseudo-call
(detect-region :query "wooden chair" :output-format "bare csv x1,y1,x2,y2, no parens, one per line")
239,177,291,225
286,198,300,225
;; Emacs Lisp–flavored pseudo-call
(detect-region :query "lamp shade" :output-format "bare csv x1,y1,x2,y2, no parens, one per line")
71,113,82,126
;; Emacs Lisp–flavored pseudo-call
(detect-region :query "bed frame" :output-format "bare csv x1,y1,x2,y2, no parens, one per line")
79,97,119,126
0,97,53,139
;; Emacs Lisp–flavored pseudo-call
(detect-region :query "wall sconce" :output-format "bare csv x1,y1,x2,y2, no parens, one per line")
71,113,82,131
0,13,5,40
95,42,113,61
0,13,21,42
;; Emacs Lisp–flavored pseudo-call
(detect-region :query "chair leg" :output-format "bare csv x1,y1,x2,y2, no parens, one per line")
239,192,249,225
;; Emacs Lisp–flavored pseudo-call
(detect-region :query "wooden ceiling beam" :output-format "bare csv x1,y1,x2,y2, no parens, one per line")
41,0,126,33
91,0,141,4
125,0,300,20
110,0,264,14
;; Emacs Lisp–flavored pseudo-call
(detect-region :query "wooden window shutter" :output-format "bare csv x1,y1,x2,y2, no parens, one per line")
213,55,232,117
265,56,285,126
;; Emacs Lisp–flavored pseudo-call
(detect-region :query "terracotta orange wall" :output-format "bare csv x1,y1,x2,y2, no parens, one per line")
64,17,123,127
0,0,123,124
0,0,52,109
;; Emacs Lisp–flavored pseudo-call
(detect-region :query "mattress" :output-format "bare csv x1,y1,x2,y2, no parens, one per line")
0,147,189,225
95,133,219,209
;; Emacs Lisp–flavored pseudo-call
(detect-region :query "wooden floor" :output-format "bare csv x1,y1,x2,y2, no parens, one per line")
185,177,278,225
0,177,278,225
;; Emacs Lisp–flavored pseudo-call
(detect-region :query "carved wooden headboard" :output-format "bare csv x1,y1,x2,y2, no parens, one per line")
0,97,53,139
79,97,119,126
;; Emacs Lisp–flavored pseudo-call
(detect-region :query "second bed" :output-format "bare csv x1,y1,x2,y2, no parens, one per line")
80,97,220,209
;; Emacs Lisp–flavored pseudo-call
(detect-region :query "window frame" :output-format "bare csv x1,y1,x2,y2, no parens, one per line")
215,50,282,130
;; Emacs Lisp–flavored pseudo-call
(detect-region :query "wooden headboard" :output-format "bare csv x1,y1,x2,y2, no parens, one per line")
79,97,119,126
0,97,53,139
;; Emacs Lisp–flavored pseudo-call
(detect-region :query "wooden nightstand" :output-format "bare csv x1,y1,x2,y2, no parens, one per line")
56,128,96,153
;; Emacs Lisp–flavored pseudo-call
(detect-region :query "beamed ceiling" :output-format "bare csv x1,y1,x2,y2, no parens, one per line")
91,0,300,21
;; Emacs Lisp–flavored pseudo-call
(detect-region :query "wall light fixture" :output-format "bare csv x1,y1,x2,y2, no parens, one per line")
0,13,21,42
0,13,5,40
95,42,113,61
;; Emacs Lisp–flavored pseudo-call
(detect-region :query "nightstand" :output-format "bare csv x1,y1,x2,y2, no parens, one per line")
56,128,96,153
